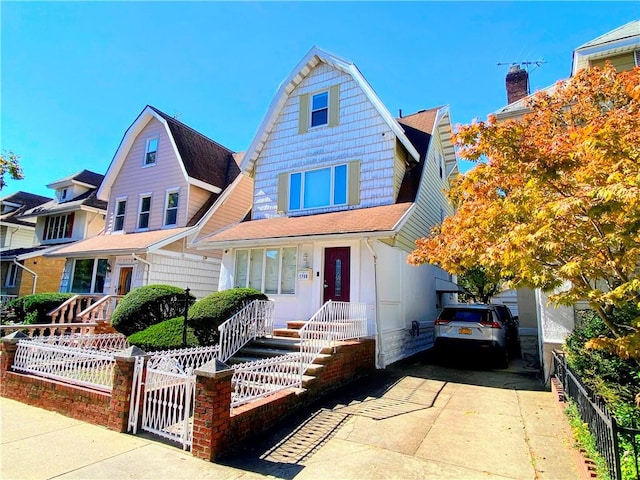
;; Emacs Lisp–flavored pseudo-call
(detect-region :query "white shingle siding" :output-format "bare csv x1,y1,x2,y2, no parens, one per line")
252,63,397,220
147,252,220,299
396,120,454,252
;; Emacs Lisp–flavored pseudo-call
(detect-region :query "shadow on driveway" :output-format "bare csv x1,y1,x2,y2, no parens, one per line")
220,349,548,479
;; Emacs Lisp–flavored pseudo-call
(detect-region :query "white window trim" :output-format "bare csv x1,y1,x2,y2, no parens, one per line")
43,213,73,242
163,188,180,228
70,258,107,294
5,263,18,287
289,164,348,212
235,247,297,295
113,196,127,233
309,90,329,129
143,137,159,167
137,193,152,231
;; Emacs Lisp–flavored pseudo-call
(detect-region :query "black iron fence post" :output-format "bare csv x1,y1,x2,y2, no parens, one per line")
183,287,190,348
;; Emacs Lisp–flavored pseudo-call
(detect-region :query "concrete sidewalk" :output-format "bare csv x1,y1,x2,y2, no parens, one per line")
1,355,588,479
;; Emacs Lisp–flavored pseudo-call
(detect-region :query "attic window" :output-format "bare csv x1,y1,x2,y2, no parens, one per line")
62,188,68,200
311,92,329,127
145,138,158,166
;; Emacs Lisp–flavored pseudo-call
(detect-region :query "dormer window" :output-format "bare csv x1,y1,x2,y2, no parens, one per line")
311,92,329,127
43,213,75,241
145,138,158,166
62,188,68,200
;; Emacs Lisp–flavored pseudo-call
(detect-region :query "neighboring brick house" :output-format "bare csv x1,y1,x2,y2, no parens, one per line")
47,106,253,300
1,172,106,297
1,191,52,296
193,47,460,367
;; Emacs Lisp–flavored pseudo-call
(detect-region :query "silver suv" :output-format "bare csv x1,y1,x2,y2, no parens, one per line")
434,304,511,368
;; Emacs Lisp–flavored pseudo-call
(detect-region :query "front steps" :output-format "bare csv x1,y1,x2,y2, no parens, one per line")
228,320,331,388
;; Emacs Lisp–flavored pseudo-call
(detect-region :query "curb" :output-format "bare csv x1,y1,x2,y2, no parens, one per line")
550,377,599,479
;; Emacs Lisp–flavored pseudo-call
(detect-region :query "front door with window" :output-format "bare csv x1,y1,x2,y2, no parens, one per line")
323,247,350,303
117,267,133,296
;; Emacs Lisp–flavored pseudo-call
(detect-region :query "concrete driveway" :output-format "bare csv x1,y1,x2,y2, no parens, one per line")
1,352,587,479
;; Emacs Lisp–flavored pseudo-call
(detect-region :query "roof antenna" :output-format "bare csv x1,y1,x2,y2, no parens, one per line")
172,111,182,120
497,60,546,95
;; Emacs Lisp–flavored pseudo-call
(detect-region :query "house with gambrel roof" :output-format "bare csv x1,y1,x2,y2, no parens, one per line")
193,47,460,367
47,105,253,299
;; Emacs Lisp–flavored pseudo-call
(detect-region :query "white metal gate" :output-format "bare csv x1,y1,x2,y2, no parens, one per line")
128,345,219,450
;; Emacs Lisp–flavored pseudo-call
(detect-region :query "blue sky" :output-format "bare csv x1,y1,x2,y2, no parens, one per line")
2,1,638,198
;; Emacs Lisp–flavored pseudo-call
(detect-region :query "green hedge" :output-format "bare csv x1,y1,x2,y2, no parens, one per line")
188,288,268,345
127,316,199,351
111,284,195,336
7,293,74,324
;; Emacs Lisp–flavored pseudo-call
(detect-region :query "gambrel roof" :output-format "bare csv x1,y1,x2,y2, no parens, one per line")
97,105,239,201
240,46,421,174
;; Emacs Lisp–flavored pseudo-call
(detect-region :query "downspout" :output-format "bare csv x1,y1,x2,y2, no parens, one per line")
132,253,152,286
364,238,385,368
13,259,38,294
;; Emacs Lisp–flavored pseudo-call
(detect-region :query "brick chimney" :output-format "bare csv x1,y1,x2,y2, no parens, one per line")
506,64,529,104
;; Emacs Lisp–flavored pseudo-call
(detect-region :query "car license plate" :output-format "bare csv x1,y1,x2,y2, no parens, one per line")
458,327,472,335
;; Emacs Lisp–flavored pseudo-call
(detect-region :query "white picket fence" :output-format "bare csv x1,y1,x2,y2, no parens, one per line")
12,339,116,392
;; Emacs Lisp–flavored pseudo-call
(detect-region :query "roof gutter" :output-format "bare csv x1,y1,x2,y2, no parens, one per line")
13,259,38,295
192,229,398,250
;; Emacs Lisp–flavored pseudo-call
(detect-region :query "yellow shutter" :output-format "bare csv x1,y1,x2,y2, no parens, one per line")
277,172,288,213
348,160,360,206
328,85,340,127
298,94,310,134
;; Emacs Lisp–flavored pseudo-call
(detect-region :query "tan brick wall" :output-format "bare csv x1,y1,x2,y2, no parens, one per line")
18,256,66,296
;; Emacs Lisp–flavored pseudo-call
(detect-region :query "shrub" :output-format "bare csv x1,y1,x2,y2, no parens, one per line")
188,288,268,345
8,293,74,324
127,316,199,351
111,284,195,336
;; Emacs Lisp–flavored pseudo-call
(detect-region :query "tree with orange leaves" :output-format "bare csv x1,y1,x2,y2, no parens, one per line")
409,64,640,356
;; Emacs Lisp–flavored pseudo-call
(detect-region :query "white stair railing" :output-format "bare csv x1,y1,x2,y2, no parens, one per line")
218,299,275,362
76,295,123,323
298,300,367,376
231,353,302,408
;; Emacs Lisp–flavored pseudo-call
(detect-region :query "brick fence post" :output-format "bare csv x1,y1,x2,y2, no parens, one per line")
192,359,233,462
107,346,147,432
1,332,28,397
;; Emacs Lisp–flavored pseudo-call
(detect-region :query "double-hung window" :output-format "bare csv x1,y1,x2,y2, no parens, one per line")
310,92,328,127
5,263,18,287
234,247,297,295
298,85,340,134
144,138,158,166
43,213,75,241
114,199,126,232
164,190,179,227
289,164,347,211
138,195,151,230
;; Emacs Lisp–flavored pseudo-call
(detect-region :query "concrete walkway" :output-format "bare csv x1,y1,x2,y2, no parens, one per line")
1,354,588,479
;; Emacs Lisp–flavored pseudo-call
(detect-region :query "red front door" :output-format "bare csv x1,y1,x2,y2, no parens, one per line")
323,247,350,303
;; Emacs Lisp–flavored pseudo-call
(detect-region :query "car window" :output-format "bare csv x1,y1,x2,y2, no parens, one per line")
439,309,491,323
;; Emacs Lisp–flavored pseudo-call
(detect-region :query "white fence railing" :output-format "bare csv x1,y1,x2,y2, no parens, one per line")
218,299,275,362
231,353,302,408
12,339,116,392
29,333,129,352
299,301,367,374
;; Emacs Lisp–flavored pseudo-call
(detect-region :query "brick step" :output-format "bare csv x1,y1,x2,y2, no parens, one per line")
286,320,307,330
232,373,317,389
272,328,301,338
